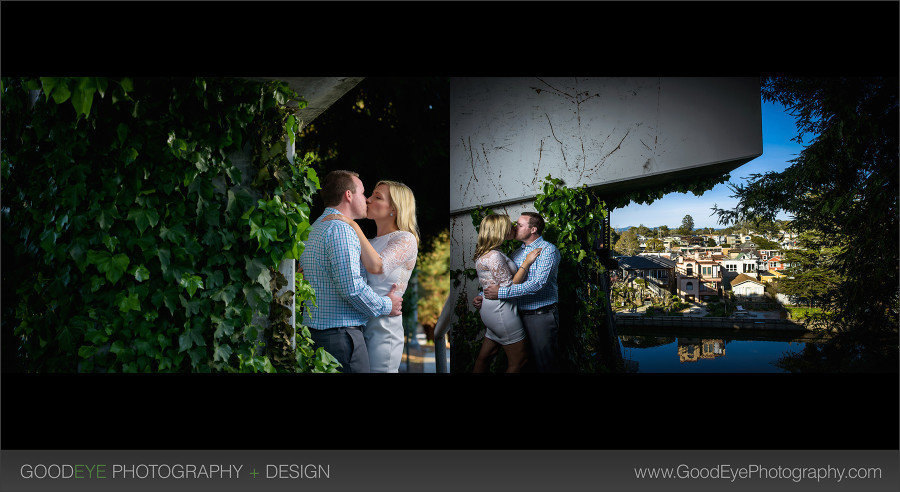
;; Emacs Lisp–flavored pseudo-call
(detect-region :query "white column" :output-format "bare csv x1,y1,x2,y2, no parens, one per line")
282,126,297,348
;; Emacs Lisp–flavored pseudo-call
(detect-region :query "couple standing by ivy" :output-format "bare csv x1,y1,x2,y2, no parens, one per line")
298,170,419,373
472,212,562,373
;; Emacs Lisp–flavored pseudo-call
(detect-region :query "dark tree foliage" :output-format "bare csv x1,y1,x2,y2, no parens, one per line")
715,77,898,338
750,235,782,250
779,233,844,311
294,77,448,254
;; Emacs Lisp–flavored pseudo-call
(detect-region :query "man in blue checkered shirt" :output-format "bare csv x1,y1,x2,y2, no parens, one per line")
299,170,402,373
475,212,561,372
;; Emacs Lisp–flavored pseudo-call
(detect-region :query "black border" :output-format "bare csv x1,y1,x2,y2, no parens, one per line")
2,373,898,450
2,1,897,77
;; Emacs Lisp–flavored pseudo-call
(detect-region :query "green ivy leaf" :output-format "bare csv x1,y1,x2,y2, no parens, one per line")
250,221,278,250
102,235,119,252
123,147,139,166
78,345,98,359
87,250,130,284
285,115,297,147
85,328,108,345
117,123,129,145
211,283,239,307
97,204,119,231
71,78,97,119
243,284,271,312
157,333,171,352
89,275,105,292
159,222,188,244
244,257,267,284
206,269,224,289
155,238,170,260
128,207,160,235
132,264,150,282
134,339,153,357
118,291,141,312
92,77,108,97
213,343,233,362
39,229,59,253
178,327,206,353
110,340,134,362
57,325,80,353
315,347,340,371
69,239,89,272
225,166,243,185
179,273,204,298
40,77,59,100
46,78,72,104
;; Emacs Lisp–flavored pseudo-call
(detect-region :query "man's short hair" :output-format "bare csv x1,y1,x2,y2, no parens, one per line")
522,211,545,235
320,170,359,207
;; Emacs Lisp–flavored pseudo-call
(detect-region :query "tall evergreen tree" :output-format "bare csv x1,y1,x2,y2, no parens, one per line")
715,77,898,336
678,215,694,235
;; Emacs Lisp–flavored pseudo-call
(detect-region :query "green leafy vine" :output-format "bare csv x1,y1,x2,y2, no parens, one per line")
1,76,337,372
533,175,614,372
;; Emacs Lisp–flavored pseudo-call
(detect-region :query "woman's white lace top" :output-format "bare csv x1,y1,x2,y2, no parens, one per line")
475,249,517,289
368,230,418,295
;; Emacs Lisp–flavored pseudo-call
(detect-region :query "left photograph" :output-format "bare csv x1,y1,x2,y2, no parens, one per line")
1,76,449,373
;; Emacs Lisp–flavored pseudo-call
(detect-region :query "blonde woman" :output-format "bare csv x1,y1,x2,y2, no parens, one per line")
472,214,541,373
325,180,419,372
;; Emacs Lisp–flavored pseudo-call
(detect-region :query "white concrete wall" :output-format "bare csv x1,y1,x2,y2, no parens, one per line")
450,77,762,214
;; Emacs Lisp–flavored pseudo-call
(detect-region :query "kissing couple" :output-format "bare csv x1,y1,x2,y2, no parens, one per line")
299,170,419,373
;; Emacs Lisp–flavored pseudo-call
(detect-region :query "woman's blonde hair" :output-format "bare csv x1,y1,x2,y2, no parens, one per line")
377,180,420,244
473,214,513,261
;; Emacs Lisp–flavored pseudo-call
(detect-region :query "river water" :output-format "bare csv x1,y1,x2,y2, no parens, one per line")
617,326,829,373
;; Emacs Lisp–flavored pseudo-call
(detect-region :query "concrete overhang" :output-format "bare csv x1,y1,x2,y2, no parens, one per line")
583,154,757,203
241,77,365,130
450,77,763,215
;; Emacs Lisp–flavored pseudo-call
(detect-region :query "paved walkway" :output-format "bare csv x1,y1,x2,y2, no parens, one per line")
399,334,449,373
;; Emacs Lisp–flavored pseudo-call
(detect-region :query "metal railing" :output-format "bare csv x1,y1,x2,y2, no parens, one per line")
432,293,455,373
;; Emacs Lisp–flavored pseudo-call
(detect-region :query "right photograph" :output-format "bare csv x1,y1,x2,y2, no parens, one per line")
445,77,899,374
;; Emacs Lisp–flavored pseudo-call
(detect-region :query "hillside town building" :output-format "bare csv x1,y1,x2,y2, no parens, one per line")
615,232,794,303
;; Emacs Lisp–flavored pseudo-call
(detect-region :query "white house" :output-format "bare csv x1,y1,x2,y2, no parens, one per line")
730,273,766,297
721,254,759,275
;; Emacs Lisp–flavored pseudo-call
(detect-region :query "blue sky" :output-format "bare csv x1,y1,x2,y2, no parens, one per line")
610,98,807,230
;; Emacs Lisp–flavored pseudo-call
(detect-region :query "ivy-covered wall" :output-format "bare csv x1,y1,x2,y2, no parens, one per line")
1,77,338,373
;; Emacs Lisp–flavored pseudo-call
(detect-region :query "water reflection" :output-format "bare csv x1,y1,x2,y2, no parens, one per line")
618,328,831,373
677,338,726,363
